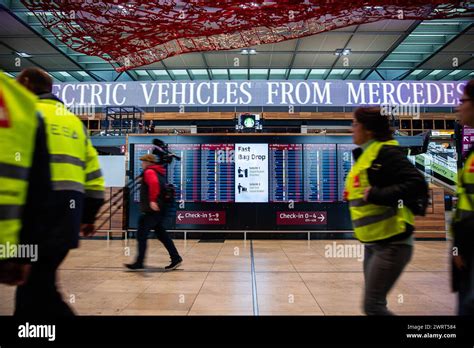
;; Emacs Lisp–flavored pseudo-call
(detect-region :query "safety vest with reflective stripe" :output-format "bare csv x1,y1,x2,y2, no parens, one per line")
0,73,38,258
37,99,105,198
452,150,474,229
344,140,415,243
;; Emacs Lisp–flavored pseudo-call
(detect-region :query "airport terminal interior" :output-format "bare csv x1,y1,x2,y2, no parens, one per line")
1,1,474,317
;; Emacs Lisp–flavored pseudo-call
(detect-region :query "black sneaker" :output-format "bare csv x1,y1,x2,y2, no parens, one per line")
125,263,145,271
164,258,182,271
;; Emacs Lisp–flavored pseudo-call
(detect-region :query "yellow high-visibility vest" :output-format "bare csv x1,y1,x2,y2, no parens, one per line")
37,99,105,198
452,151,474,229
344,140,414,243
0,73,38,258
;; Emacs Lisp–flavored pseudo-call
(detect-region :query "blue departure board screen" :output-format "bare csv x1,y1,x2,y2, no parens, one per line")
303,144,337,202
201,144,235,202
269,144,303,202
337,144,356,201
168,144,201,202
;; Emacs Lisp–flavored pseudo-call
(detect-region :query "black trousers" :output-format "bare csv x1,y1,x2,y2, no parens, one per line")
457,251,474,315
15,249,74,317
363,243,413,316
135,212,181,266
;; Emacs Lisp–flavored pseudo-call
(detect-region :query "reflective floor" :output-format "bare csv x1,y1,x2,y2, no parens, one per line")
0,239,456,315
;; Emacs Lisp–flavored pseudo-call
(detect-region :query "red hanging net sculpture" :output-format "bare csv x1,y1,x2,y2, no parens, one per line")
21,0,474,72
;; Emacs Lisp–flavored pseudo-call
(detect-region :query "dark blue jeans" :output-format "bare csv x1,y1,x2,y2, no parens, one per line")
135,212,180,266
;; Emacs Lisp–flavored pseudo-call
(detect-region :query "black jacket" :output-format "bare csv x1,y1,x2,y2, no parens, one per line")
353,144,428,243
38,93,104,251
18,115,52,254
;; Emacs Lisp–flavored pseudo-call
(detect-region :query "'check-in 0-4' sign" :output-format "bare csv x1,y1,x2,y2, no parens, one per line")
176,211,226,225
277,211,327,225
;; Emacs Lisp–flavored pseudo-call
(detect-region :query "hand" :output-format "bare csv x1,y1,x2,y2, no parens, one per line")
81,223,96,237
150,202,160,211
363,187,371,201
453,255,466,270
0,261,31,286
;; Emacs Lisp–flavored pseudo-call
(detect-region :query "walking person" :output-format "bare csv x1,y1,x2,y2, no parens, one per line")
16,68,105,317
344,107,428,315
125,153,182,271
451,80,474,315
0,72,51,287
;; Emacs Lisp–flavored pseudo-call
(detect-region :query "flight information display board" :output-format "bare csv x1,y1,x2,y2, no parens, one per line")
337,144,356,201
269,144,303,202
132,142,354,203
168,144,201,202
303,144,337,202
201,144,235,202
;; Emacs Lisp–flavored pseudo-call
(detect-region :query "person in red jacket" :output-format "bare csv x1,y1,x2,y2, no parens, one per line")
125,153,182,270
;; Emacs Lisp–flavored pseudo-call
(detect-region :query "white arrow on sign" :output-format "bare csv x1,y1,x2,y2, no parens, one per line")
318,214,325,222
464,136,469,142
178,213,183,221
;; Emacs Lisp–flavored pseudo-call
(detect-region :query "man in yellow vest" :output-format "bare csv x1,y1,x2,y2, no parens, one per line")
0,72,51,287
15,68,105,316
344,107,427,315
452,80,474,315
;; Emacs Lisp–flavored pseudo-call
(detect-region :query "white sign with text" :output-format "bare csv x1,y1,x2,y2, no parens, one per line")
235,144,268,203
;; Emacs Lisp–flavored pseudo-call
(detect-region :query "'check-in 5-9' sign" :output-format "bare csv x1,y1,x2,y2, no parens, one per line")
176,211,226,225
277,211,327,225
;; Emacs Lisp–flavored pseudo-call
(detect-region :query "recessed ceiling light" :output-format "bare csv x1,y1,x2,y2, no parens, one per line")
335,48,351,56
16,52,32,58
240,49,257,55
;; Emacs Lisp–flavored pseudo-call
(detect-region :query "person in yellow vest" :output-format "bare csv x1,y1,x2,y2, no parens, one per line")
15,68,105,316
0,72,51,287
452,80,474,315
344,107,428,315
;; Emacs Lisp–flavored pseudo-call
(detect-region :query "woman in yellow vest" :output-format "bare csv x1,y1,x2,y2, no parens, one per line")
452,80,474,315
345,107,427,315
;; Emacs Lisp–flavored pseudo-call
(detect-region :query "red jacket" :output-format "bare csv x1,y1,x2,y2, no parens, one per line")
142,164,166,204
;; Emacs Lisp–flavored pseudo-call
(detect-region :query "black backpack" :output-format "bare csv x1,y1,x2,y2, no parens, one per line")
155,171,176,208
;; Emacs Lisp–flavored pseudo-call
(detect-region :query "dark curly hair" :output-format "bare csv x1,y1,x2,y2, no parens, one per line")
464,80,474,100
354,107,393,142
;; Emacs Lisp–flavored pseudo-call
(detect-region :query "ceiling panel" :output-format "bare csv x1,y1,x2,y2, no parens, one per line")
0,56,37,70
0,10,31,36
347,34,400,51
293,53,336,67
442,33,474,51
267,53,293,67
0,37,59,54
419,53,472,69
31,56,79,70
298,33,351,51
204,52,249,67
333,53,384,68
358,19,416,32
250,38,298,51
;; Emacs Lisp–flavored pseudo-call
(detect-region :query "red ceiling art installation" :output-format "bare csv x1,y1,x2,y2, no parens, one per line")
21,0,474,71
